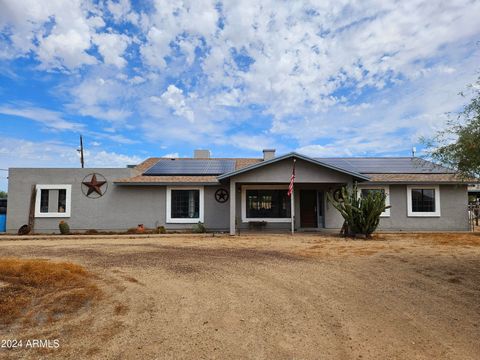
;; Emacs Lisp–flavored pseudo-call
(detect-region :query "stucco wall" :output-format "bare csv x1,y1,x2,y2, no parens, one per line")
7,167,470,233
6,168,229,233
377,184,469,231
231,158,354,184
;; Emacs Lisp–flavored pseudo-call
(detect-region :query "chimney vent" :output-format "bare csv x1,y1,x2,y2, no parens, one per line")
194,149,210,158
263,149,276,161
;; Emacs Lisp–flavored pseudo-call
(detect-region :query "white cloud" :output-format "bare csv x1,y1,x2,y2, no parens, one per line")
67,75,132,122
0,137,142,190
162,152,179,158
93,32,131,68
1,0,479,159
0,104,84,131
159,85,195,123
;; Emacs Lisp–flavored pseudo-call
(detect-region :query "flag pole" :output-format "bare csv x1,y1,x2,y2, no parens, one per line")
290,158,296,235
291,185,295,235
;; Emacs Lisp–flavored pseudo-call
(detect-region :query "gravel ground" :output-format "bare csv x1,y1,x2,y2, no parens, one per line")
0,232,479,359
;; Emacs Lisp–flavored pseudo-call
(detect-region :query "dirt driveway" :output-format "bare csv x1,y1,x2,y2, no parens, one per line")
0,233,479,359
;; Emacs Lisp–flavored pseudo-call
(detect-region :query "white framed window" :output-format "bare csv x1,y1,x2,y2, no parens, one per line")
357,185,390,217
166,186,204,223
241,185,291,223
35,184,72,218
407,185,441,217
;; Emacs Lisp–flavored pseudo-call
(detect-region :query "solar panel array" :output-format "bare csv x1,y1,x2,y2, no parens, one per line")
316,157,455,174
144,159,236,175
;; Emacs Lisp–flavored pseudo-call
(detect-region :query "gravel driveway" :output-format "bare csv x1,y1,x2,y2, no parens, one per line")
0,233,479,359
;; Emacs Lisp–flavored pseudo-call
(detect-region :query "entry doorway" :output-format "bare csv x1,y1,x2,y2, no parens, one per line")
300,190,325,228
300,190,318,228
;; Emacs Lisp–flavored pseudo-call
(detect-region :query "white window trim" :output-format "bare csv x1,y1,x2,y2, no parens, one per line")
357,185,390,217
241,185,291,223
35,184,72,218
166,186,204,224
407,185,441,217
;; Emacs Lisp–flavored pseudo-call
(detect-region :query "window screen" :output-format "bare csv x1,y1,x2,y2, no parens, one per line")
171,190,200,219
40,189,49,213
246,189,291,218
411,189,435,212
58,189,67,213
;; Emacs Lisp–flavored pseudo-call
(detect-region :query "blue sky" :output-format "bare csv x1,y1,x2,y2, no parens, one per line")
1,0,480,191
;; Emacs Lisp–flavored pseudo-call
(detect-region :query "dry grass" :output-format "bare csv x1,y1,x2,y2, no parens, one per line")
0,258,100,328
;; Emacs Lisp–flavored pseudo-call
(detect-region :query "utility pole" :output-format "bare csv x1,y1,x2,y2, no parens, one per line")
78,135,85,168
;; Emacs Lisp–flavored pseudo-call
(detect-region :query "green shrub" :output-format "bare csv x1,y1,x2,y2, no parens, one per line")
58,221,70,235
156,226,166,234
192,222,206,233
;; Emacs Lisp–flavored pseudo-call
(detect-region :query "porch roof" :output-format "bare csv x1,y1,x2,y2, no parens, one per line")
217,152,371,181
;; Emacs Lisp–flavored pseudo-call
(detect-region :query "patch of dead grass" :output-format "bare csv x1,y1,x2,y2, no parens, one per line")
379,233,480,246
0,258,100,328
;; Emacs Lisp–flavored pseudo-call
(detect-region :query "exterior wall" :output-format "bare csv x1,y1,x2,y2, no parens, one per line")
6,167,470,233
232,158,353,184
6,168,231,233
377,184,469,231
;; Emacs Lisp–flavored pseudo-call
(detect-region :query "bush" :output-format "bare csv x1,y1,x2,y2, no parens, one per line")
59,221,70,235
18,224,31,235
327,184,390,239
126,228,137,234
85,229,99,235
156,226,166,234
192,222,206,233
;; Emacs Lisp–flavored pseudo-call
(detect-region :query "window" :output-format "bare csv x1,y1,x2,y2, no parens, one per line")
358,185,390,217
407,185,441,217
40,189,49,213
35,185,71,218
58,189,67,213
241,185,291,222
166,187,204,223
246,190,291,218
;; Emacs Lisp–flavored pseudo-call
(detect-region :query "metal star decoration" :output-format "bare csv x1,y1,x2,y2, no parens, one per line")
82,174,107,196
215,188,229,203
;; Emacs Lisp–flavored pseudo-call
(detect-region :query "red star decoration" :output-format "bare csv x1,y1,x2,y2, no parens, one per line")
82,174,107,196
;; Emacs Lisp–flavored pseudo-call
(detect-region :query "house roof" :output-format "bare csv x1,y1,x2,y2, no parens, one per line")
216,152,370,181
114,154,471,185
316,157,455,174
363,173,469,184
114,157,261,185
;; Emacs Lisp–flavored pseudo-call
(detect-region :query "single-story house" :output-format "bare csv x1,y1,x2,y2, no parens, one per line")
5,149,474,234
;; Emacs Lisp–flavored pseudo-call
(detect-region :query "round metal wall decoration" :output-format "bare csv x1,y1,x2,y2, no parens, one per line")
333,188,343,202
81,173,108,199
214,188,229,203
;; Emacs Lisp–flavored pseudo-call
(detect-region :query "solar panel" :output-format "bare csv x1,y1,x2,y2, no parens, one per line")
144,159,236,175
316,158,455,174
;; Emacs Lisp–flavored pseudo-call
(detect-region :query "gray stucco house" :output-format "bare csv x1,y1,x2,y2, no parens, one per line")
5,149,472,234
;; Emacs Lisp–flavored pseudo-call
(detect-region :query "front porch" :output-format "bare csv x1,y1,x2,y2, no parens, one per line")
229,182,347,235
221,154,369,236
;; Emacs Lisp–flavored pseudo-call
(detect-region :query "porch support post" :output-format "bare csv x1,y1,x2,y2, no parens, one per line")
291,187,295,235
229,180,236,236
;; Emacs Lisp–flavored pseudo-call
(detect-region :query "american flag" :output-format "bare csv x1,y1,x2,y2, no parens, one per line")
288,158,296,197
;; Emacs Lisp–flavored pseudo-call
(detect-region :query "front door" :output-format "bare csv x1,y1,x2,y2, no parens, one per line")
300,190,318,228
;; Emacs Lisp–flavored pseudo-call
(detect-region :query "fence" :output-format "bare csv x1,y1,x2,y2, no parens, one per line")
468,204,479,231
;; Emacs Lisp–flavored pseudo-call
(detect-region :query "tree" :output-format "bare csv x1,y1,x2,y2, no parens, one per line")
0,191,6,198
422,77,480,179
326,184,390,239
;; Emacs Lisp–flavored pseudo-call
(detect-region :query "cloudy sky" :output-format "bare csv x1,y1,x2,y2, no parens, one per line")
0,0,479,191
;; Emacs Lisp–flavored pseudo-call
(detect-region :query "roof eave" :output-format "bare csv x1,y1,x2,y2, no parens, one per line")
217,152,370,181
114,181,220,186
